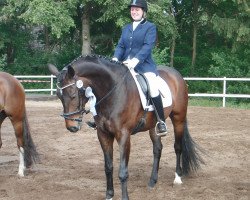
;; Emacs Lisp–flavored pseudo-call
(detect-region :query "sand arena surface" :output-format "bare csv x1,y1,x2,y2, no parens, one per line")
0,100,249,200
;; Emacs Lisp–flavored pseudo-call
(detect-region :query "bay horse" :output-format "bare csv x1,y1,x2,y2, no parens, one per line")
0,72,39,176
48,55,204,200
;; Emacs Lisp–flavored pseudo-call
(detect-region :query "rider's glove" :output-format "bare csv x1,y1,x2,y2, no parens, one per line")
123,58,139,70
112,57,118,62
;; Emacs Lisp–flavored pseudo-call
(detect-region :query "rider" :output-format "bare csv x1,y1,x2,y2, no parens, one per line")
87,0,168,135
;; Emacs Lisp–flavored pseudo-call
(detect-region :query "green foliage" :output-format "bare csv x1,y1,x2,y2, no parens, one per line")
20,0,77,38
208,50,249,77
148,0,177,41
0,54,6,71
0,0,77,38
210,0,250,51
0,0,248,108
153,47,169,66
173,55,192,76
0,0,249,105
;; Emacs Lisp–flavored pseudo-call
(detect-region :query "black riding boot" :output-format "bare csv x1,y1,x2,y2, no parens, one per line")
151,95,168,136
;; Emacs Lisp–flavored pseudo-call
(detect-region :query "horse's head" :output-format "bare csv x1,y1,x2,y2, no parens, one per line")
48,64,90,133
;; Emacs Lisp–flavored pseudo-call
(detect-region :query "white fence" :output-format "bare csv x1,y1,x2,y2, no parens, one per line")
184,77,250,107
15,75,250,107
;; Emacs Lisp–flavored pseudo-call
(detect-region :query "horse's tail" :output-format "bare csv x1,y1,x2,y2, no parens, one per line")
182,120,205,176
23,109,40,168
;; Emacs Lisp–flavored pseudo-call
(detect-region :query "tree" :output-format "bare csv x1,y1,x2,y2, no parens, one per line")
211,0,250,52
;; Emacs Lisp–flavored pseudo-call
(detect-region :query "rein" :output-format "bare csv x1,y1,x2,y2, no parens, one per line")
95,69,130,107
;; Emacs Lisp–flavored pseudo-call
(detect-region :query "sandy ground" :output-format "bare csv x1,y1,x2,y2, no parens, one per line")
0,100,249,200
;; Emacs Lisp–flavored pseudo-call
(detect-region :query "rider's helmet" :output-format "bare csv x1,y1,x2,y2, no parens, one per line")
128,0,148,12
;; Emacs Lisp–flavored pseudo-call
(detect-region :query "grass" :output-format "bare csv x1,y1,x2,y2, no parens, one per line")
188,97,250,109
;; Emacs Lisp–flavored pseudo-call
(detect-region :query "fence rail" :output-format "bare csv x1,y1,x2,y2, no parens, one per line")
184,77,250,107
15,75,55,95
15,75,250,107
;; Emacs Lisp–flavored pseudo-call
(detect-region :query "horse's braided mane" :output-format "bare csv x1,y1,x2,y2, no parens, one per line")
65,54,124,69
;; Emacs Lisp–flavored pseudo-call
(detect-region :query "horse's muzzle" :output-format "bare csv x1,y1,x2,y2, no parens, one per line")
67,126,80,133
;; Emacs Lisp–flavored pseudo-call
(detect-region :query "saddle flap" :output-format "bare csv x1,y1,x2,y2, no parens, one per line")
130,69,172,111
135,74,149,98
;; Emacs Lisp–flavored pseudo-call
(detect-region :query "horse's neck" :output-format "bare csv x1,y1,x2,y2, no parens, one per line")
75,63,115,96
77,63,132,113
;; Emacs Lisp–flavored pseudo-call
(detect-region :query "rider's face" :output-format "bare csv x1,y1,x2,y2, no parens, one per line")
130,6,144,21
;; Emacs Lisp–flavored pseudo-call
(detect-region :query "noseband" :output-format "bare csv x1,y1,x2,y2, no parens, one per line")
57,80,90,122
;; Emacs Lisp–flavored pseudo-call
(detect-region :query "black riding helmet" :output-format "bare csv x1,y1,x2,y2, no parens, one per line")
128,0,148,12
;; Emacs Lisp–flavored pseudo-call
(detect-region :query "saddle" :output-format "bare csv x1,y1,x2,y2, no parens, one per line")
132,72,151,134
135,73,150,103
131,70,172,134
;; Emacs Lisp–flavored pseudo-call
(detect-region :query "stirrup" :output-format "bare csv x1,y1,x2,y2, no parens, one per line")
155,121,168,137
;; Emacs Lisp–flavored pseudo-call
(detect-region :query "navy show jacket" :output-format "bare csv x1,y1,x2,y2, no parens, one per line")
114,19,158,75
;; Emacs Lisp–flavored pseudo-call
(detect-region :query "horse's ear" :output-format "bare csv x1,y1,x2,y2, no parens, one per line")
67,65,75,79
48,64,59,76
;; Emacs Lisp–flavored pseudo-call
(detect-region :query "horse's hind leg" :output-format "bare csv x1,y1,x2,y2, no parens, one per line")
10,117,26,176
0,111,7,148
148,128,163,188
170,113,185,185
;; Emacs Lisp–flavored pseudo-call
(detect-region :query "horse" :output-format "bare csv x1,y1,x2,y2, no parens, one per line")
0,72,39,176
48,55,204,200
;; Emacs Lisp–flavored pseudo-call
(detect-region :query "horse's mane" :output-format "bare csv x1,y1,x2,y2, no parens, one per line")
65,54,127,73
56,54,131,89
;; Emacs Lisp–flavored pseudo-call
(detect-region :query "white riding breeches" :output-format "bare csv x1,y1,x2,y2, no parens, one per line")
144,72,160,97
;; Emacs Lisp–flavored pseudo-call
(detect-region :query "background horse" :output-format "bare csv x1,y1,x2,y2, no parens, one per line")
48,55,204,200
0,72,39,176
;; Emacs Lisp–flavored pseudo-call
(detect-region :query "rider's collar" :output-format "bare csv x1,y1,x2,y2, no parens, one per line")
140,18,146,24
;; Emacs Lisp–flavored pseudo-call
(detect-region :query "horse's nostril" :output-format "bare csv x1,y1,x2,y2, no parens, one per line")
67,126,79,133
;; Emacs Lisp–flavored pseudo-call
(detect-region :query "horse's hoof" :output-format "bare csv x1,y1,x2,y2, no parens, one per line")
18,171,25,177
106,190,114,200
148,179,157,188
173,172,182,185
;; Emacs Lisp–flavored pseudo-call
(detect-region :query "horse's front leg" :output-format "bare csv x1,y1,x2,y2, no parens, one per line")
148,128,163,188
117,130,131,200
97,130,115,200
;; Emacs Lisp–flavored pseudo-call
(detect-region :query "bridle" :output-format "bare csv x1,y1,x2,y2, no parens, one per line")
57,80,89,122
57,69,130,122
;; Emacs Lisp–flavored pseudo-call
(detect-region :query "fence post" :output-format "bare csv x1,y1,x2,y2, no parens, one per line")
223,77,226,107
50,75,54,96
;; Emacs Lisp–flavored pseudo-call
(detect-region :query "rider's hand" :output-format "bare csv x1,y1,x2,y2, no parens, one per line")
112,57,118,62
123,58,139,69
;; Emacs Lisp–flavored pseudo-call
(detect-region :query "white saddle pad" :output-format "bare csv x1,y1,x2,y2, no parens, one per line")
130,69,172,111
